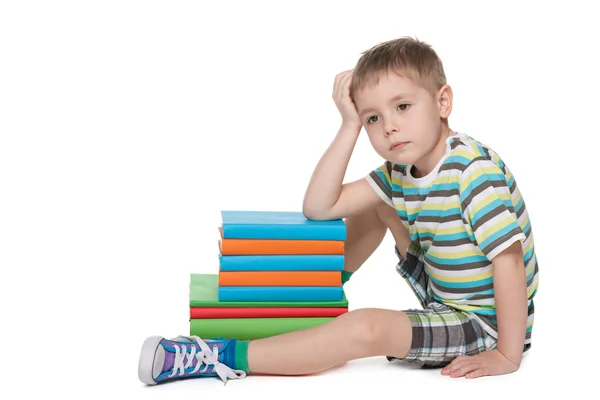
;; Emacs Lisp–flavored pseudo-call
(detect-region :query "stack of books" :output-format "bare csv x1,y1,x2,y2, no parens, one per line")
189,210,349,340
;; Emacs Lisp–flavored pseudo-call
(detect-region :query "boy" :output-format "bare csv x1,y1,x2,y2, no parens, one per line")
138,36,539,384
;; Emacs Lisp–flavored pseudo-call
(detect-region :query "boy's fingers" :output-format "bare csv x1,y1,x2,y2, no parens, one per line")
466,368,487,379
450,362,478,378
334,73,348,101
335,71,349,96
333,72,345,96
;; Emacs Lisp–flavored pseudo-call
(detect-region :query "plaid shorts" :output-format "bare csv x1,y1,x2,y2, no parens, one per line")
387,242,497,368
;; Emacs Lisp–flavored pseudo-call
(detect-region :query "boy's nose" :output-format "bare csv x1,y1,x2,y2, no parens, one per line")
385,125,398,136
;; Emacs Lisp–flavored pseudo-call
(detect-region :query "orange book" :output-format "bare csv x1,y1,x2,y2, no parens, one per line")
218,227,344,255
219,271,341,286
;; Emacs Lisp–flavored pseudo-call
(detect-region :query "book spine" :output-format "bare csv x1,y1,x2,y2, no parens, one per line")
219,239,345,255
222,223,346,240
218,286,344,302
189,307,348,318
218,271,341,286
189,317,334,340
219,254,345,271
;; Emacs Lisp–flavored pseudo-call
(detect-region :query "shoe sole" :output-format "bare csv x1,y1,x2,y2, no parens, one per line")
138,335,164,385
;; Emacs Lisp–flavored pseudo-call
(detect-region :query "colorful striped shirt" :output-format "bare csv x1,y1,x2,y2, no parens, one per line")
366,132,539,342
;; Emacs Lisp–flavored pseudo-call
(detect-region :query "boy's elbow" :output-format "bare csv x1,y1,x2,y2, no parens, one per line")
302,202,333,221
303,192,346,220
303,205,344,221
302,206,324,221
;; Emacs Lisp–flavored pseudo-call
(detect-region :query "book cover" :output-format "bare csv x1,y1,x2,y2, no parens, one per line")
219,254,345,271
218,286,344,302
218,270,341,286
189,317,334,340
190,274,349,307
221,210,346,240
190,306,348,319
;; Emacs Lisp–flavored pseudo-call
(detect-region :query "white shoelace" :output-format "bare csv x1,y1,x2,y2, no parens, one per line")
168,335,247,384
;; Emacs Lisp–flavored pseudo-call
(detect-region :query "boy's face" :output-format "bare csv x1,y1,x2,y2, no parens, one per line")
353,71,452,172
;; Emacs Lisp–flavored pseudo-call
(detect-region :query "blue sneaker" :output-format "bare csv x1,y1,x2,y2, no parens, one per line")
138,335,246,385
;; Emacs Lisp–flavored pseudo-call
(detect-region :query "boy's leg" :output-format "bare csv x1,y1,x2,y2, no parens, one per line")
139,203,415,384
342,202,411,282
248,307,412,375
342,206,388,274
374,202,412,260
139,307,413,384
248,203,413,375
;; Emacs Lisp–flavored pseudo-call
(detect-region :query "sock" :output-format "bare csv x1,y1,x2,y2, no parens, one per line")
342,270,353,284
233,339,249,373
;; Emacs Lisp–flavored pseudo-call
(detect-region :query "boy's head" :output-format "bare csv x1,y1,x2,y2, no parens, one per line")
350,37,454,176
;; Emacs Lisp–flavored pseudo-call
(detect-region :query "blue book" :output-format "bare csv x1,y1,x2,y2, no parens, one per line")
221,210,346,240
219,254,345,271
218,286,344,302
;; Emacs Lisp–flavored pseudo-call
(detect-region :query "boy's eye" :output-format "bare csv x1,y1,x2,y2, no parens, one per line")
367,104,409,124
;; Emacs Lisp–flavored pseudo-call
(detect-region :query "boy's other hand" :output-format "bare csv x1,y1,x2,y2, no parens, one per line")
440,349,519,379
333,70,362,131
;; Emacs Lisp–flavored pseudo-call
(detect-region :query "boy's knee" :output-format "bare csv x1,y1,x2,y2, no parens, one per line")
374,203,403,234
346,308,403,350
345,309,384,348
340,308,412,357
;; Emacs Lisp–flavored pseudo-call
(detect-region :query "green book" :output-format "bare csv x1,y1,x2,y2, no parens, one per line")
190,317,333,340
189,273,349,307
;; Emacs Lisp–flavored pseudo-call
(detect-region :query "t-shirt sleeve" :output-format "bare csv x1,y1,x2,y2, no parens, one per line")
459,158,526,261
365,161,394,207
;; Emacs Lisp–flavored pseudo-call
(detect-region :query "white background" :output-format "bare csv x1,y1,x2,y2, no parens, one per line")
1,0,598,398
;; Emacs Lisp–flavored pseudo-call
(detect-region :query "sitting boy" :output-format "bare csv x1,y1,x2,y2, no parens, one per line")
138,36,539,384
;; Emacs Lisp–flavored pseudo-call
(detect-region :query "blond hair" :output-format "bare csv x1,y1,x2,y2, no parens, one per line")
349,36,447,99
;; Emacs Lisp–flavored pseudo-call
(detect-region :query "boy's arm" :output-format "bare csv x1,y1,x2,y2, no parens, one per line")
441,241,528,379
442,159,529,378
302,123,383,220
492,240,528,366
303,69,384,220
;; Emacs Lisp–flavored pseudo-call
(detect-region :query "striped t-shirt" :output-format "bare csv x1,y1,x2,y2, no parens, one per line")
366,132,539,341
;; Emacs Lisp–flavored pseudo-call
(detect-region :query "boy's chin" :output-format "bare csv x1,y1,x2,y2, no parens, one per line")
383,152,418,166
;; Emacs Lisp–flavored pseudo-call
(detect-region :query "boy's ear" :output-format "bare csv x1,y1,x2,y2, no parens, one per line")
437,84,453,119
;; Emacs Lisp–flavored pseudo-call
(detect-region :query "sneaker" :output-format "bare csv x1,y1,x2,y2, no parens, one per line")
138,335,247,385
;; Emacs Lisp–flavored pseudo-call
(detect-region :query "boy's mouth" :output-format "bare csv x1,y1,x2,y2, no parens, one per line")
390,141,409,150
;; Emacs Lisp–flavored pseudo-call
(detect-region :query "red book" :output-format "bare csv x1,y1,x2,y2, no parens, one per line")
190,306,348,319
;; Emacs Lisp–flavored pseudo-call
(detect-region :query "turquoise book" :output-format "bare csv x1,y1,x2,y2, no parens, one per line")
218,254,345,271
220,210,346,240
218,286,344,302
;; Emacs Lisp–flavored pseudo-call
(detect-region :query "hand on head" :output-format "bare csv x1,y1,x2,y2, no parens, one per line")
332,69,362,130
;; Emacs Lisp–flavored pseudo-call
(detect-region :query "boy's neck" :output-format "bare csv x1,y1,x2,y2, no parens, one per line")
411,126,455,178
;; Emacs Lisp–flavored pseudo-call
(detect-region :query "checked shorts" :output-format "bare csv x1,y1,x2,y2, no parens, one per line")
387,241,498,368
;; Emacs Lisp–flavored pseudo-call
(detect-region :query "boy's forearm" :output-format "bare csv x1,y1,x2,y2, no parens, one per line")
493,242,528,366
302,124,361,219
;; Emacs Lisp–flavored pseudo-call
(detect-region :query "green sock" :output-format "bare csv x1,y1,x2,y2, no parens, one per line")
234,339,249,373
342,270,353,284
